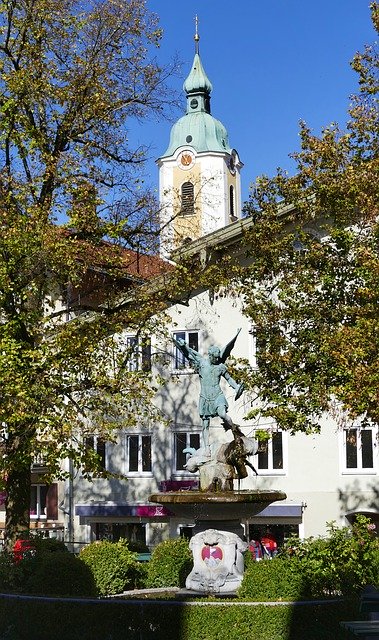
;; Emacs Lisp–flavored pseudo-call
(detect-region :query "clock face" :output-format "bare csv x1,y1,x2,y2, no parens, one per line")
177,150,195,170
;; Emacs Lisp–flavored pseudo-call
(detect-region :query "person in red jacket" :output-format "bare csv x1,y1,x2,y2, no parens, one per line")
260,530,278,558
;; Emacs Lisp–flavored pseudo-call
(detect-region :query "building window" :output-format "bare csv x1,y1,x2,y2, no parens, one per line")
126,335,151,372
126,434,152,474
180,181,194,216
254,430,286,475
30,485,48,519
84,436,106,469
174,431,201,472
30,484,58,519
173,330,199,370
30,484,58,520
342,427,377,473
85,435,106,470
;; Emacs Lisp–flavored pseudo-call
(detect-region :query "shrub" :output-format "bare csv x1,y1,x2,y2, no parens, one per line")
0,552,25,592
80,539,145,596
30,536,68,554
280,515,379,596
145,536,193,589
0,537,74,595
0,597,360,640
238,556,306,601
22,552,97,597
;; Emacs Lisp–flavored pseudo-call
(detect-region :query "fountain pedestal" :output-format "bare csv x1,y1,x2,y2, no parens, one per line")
149,489,286,594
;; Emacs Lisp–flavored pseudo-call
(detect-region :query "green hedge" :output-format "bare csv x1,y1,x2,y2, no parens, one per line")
80,539,146,596
21,552,97,597
30,536,69,554
145,536,193,589
239,556,307,601
0,542,95,597
0,596,360,640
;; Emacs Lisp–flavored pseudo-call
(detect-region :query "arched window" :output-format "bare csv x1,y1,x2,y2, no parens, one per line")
229,185,236,220
181,181,194,216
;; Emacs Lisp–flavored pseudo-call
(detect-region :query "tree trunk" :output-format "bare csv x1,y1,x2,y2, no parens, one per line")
4,465,31,552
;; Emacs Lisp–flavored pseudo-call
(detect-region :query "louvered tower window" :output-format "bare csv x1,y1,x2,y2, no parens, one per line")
229,185,236,220
181,181,194,216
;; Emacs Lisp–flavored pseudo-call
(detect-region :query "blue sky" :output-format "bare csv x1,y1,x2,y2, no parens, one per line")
135,0,376,205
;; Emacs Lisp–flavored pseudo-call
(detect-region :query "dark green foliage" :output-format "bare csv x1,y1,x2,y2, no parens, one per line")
240,517,378,601
239,5,379,433
280,516,379,596
0,596,360,640
179,601,359,640
0,553,25,592
239,556,306,601
80,539,145,596
0,550,96,597
30,535,68,554
145,536,193,588
22,552,97,597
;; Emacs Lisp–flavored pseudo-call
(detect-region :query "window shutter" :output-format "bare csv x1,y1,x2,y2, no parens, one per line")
46,484,58,520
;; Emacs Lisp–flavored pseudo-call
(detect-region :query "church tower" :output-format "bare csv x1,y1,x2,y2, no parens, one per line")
158,21,243,258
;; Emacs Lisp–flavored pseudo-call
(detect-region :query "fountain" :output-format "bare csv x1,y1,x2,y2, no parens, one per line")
150,329,286,594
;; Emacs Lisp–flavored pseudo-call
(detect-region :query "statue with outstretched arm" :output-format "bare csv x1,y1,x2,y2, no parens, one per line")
173,329,244,450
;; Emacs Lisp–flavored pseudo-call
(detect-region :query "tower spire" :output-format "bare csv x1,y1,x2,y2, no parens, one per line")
194,15,200,54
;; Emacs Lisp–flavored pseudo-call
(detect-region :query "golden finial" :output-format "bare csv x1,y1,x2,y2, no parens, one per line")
194,15,200,53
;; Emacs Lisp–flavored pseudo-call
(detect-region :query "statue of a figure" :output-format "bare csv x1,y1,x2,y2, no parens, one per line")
173,329,244,450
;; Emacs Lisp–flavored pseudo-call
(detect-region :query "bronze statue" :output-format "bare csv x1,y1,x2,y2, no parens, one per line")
173,329,244,450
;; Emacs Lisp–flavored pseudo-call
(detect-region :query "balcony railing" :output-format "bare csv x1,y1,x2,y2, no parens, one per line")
31,454,49,471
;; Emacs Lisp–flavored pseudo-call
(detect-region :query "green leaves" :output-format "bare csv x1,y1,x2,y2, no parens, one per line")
280,516,379,595
239,7,379,432
0,0,181,546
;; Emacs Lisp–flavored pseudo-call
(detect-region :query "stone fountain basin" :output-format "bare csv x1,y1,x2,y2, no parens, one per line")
149,489,286,521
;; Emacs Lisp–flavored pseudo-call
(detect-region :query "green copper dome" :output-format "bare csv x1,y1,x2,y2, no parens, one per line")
161,51,231,158
162,112,231,157
183,53,213,95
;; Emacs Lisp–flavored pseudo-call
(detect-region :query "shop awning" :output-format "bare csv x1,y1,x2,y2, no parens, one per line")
76,501,303,520
255,503,304,518
248,502,304,523
75,504,173,518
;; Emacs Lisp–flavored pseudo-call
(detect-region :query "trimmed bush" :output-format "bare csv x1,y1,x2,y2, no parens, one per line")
22,552,97,597
0,549,96,597
0,536,84,595
239,556,306,601
80,539,145,596
30,536,68,554
0,597,361,640
145,536,193,589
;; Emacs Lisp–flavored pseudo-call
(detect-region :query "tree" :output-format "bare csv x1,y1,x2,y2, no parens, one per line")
0,0,182,548
239,3,379,433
